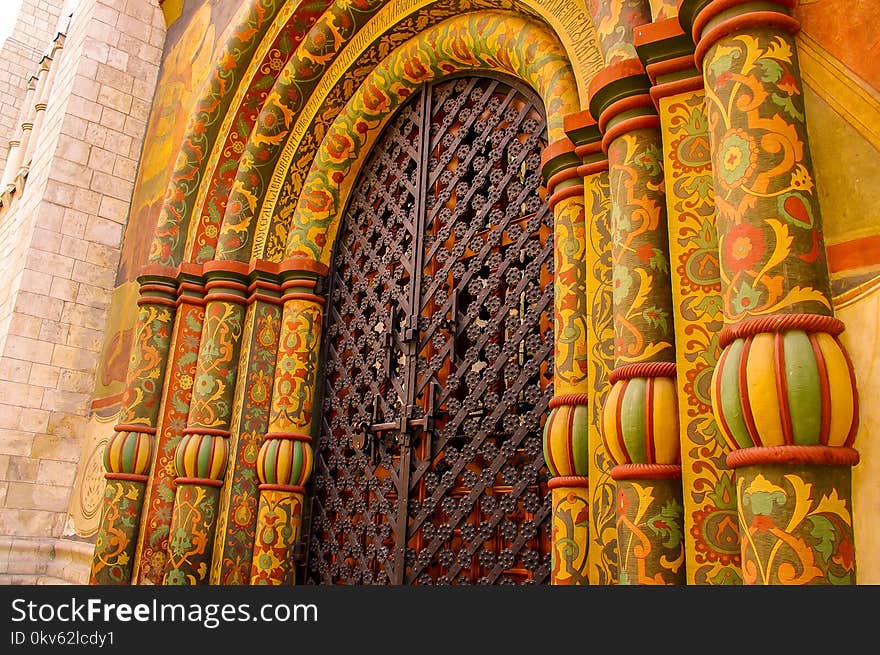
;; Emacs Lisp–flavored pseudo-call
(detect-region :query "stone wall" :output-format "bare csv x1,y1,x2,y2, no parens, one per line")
0,0,165,584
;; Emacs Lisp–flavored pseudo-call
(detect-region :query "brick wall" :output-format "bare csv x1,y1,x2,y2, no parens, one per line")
0,0,165,584
0,1,66,173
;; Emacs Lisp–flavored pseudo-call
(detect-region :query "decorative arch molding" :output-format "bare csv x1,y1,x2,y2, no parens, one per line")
149,0,301,268
146,0,601,269
276,10,580,263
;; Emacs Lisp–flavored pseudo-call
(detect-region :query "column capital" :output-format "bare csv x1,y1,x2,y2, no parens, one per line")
563,111,606,169
680,0,800,67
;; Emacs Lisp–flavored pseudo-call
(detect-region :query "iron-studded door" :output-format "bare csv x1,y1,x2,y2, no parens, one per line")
306,75,555,585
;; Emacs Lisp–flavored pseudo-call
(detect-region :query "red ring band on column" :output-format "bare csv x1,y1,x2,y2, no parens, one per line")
598,93,655,134
182,427,231,437
114,424,157,434
719,314,844,349
548,476,589,489
611,463,682,481
258,484,306,493
264,432,312,442
174,477,224,487
105,473,149,483
577,160,609,178
609,362,676,384
601,115,661,153
548,393,590,408
726,445,860,468
548,184,585,211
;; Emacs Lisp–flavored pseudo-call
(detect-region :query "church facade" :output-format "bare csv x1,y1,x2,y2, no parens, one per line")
0,0,877,585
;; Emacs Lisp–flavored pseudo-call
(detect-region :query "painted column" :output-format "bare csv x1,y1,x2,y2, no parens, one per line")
250,260,326,585
635,19,743,584
210,263,284,584
163,261,249,585
540,141,590,586
132,265,206,584
91,266,179,584
590,59,685,585
563,113,619,584
680,0,860,584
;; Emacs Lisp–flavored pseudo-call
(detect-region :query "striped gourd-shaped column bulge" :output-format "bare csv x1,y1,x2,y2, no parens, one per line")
250,260,326,585
681,0,860,584
91,266,179,584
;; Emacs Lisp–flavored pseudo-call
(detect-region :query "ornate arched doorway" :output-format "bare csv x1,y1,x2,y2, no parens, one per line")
304,74,555,585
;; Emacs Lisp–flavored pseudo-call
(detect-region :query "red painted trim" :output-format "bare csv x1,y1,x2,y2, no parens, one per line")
91,392,124,410
645,54,697,85
177,295,207,307
114,424,156,435
105,473,149,483
265,432,312,442
206,279,249,293
633,17,686,48
202,259,250,276
562,109,596,134
547,475,588,489
540,138,577,170
280,291,327,305
174,477,224,487
649,76,705,107
602,115,661,153
547,165,583,195
280,279,318,291
138,297,177,307
809,333,832,446
695,12,800,69
726,445,859,468
178,282,207,295
588,58,647,102
248,279,283,293
249,258,281,277
577,160,609,178
139,283,177,295
615,379,631,465
249,293,285,306
548,184,584,211
611,463,682,481
548,393,590,409
204,292,248,305
183,426,231,437
719,314,844,349
574,141,604,159
258,484,306,493
278,257,329,277
598,93,655,134
827,234,880,273
738,337,762,447
774,332,794,445
609,361,676,383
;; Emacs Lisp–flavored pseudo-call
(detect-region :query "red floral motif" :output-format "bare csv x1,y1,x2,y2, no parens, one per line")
722,222,766,273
